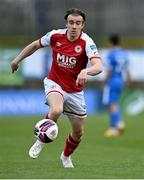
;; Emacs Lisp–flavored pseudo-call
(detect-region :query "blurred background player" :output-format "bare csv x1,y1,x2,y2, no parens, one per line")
102,34,131,137
10,8,102,168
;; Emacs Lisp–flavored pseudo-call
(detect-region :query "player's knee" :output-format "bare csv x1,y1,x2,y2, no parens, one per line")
109,104,118,112
51,107,63,117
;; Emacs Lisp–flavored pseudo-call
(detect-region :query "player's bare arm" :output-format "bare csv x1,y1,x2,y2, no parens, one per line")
87,58,103,76
11,40,41,73
76,58,103,86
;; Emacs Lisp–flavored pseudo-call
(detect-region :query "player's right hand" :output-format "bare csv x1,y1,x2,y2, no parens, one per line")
11,61,19,73
76,69,88,86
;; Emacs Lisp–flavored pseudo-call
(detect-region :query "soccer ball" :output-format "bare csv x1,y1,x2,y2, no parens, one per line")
34,119,58,143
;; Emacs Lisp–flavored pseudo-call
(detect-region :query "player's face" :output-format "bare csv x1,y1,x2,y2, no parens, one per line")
66,15,85,41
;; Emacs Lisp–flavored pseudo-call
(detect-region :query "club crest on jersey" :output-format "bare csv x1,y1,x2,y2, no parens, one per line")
57,53,76,68
74,45,82,53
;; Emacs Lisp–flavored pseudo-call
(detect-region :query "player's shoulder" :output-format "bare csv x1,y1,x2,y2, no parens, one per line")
121,48,128,55
81,32,97,51
45,28,67,37
52,28,67,34
107,49,115,59
81,32,94,42
115,48,128,57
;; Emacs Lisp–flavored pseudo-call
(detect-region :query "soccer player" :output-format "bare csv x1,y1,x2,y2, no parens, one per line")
103,34,131,137
11,8,102,168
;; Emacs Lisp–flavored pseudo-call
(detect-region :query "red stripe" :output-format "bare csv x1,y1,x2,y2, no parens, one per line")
41,124,53,132
39,38,44,47
68,134,80,144
64,110,87,117
45,114,49,119
90,56,101,60
47,90,64,97
39,133,46,143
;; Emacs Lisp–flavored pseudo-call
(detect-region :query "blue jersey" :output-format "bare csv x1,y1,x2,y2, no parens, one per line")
103,48,129,104
107,47,129,81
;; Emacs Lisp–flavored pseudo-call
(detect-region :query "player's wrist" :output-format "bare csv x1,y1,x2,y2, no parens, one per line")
14,58,21,65
83,69,88,75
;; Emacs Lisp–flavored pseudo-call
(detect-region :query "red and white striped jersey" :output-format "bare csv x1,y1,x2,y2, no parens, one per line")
39,28,100,93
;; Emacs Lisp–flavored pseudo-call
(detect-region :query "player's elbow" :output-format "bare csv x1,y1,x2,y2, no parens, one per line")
91,58,103,75
95,63,103,75
99,65,103,73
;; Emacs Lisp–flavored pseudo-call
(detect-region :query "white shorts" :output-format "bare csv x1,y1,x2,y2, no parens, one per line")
44,78,87,119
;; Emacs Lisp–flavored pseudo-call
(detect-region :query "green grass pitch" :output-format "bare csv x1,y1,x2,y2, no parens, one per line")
0,113,144,179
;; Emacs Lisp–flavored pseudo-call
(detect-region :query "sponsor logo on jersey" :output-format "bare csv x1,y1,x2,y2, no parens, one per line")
57,53,76,68
74,45,82,53
50,85,57,89
90,44,96,50
56,42,62,47
94,50,99,55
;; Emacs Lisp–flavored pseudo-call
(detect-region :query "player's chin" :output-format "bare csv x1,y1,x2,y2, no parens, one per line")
70,31,77,36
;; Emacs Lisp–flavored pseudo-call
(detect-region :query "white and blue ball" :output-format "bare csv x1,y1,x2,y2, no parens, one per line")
34,119,58,143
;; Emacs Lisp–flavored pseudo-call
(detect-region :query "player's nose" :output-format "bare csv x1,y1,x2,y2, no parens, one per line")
72,23,76,28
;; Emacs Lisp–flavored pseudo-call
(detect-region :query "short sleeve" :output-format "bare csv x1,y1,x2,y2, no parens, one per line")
85,38,100,60
39,30,57,47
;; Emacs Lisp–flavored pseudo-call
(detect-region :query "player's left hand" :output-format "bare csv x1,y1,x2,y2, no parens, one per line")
76,69,88,86
11,61,19,73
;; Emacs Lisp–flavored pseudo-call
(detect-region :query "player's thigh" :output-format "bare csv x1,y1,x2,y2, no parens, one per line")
110,79,123,102
109,104,119,112
110,87,122,104
44,78,64,111
103,85,121,105
47,93,64,112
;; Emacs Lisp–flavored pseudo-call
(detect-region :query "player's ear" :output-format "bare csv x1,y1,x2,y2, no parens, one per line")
65,20,68,28
82,21,85,29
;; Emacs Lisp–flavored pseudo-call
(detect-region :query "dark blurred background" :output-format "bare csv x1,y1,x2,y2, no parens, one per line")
0,0,144,116
0,0,144,47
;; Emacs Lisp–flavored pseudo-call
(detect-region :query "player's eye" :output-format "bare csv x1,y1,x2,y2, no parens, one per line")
76,21,82,25
69,21,74,25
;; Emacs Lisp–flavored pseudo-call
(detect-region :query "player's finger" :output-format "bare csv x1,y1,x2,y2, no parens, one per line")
12,69,14,73
12,66,17,73
80,79,85,85
76,79,79,86
80,78,86,85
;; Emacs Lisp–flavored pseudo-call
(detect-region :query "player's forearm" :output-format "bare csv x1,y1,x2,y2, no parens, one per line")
14,41,40,64
86,61,103,76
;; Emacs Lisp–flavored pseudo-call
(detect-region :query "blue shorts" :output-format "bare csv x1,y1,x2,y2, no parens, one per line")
103,78,124,105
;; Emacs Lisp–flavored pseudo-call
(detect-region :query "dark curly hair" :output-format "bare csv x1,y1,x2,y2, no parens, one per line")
64,8,86,21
